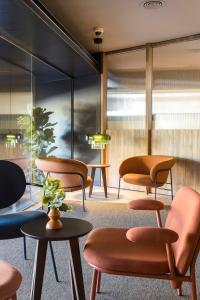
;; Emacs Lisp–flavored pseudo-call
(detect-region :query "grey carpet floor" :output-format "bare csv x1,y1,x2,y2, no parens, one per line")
0,198,199,300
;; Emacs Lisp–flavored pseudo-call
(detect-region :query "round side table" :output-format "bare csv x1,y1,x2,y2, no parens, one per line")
21,218,93,300
87,164,110,198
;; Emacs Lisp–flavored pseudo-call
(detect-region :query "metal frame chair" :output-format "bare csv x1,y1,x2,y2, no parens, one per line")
118,155,175,200
36,157,92,212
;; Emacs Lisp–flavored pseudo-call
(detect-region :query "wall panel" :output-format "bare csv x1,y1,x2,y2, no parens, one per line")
107,50,147,189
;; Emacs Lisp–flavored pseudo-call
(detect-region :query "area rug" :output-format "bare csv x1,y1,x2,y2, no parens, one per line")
0,199,197,300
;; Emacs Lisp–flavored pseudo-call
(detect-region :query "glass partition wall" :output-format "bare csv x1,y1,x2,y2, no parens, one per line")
0,36,101,211
0,59,32,166
107,50,147,190
152,40,200,192
107,39,200,194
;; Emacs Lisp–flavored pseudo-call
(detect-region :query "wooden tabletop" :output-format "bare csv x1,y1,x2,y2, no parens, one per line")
87,164,110,168
21,218,93,241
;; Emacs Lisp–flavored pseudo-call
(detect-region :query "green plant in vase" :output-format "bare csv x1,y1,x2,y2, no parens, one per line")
42,178,72,230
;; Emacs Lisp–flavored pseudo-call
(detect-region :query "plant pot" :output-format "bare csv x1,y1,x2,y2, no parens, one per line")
46,207,63,230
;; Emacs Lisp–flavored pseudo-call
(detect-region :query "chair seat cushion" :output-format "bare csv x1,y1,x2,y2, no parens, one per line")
84,228,169,275
63,175,92,192
0,211,47,239
0,259,22,300
122,173,163,187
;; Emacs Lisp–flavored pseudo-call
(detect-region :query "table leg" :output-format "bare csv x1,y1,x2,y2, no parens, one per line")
89,167,96,197
68,260,77,300
68,238,85,300
101,167,108,198
30,240,48,300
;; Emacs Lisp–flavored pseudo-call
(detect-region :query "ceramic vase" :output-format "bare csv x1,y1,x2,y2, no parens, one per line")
46,207,63,230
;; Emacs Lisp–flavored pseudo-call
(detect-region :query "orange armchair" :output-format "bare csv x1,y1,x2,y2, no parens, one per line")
36,157,92,211
118,155,176,200
0,260,22,300
84,187,200,300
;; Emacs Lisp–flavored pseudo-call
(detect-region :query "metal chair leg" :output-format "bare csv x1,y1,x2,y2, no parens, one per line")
170,169,173,200
118,177,121,199
49,241,59,282
82,186,86,212
154,179,157,201
23,236,27,260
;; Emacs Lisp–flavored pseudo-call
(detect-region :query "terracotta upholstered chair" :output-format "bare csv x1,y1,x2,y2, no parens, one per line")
118,155,176,200
84,187,200,300
0,260,22,300
36,157,92,211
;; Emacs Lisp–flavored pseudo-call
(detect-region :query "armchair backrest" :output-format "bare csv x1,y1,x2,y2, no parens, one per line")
36,157,88,189
0,160,26,208
165,187,200,275
119,155,175,184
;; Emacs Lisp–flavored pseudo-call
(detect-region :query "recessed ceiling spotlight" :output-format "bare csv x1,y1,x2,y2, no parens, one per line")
143,0,165,9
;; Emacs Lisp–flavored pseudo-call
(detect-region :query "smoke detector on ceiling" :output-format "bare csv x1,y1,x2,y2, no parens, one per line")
143,0,165,9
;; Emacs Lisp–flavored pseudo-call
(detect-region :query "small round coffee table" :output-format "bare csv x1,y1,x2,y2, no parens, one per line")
87,164,110,198
21,218,93,300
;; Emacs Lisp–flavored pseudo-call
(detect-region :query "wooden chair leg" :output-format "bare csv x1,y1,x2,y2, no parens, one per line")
90,269,98,300
6,293,17,300
96,271,101,293
156,210,162,227
177,286,182,296
191,271,197,300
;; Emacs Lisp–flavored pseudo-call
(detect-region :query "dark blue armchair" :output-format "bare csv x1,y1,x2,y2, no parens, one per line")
0,160,59,282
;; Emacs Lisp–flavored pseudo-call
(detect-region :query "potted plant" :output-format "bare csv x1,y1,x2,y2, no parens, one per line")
42,178,72,230
18,107,58,184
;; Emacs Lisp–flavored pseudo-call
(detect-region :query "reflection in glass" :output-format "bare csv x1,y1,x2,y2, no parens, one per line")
152,40,200,191
107,50,147,189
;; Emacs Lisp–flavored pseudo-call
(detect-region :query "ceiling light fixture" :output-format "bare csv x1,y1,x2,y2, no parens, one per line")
143,0,165,9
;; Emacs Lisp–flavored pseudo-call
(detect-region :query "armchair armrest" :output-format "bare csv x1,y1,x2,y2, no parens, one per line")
126,227,179,244
150,158,176,182
128,199,164,211
119,157,141,177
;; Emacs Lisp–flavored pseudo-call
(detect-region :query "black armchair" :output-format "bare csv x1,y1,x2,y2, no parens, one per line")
0,160,59,282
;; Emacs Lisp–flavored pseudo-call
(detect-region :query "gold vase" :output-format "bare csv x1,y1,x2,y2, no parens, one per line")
46,207,63,230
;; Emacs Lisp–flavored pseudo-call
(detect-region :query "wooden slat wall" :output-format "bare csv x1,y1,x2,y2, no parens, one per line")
106,128,200,193
106,129,147,190
152,129,200,192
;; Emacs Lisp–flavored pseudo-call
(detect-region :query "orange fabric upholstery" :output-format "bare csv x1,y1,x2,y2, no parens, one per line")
84,187,200,300
128,199,164,210
165,187,200,275
35,157,92,191
126,227,179,244
84,228,169,275
0,260,22,300
119,155,176,188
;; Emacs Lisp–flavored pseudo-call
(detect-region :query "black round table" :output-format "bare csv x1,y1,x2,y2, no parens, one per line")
21,217,93,300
